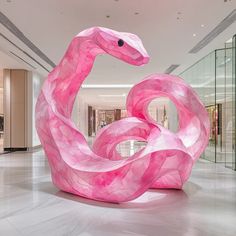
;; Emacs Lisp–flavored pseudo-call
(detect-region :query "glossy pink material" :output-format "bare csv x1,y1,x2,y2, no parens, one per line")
36,27,210,203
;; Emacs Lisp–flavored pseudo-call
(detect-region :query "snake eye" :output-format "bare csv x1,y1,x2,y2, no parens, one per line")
118,39,124,47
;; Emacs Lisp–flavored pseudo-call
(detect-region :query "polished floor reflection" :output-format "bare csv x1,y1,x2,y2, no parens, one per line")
0,145,236,236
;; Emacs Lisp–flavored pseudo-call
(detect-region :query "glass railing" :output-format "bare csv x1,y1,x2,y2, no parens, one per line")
179,37,236,170
232,34,236,170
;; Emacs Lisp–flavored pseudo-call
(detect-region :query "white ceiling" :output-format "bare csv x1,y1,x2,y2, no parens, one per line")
0,0,235,109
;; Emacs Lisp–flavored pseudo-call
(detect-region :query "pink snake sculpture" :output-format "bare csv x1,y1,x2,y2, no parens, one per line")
36,27,210,203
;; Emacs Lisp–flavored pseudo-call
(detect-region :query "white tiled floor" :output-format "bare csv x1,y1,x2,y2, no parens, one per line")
0,147,236,236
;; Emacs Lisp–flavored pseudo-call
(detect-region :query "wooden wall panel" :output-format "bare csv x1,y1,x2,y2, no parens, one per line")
10,70,26,147
3,69,28,149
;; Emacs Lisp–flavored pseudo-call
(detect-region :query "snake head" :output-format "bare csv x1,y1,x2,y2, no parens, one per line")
95,27,149,66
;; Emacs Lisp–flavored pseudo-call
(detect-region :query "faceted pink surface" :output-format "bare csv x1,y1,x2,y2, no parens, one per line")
36,27,210,203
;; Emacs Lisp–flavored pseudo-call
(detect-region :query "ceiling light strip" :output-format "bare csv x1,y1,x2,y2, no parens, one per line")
189,9,236,53
0,11,56,67
0,33,50,72
9,51,36,69
164,64,180,74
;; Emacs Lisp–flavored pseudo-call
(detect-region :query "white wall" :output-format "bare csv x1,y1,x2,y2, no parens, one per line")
76,96,88,138
27,71,45,148
148,98,178,132
168,101,178,133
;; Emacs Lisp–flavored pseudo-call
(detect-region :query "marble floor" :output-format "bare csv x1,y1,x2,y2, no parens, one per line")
0,147,236,236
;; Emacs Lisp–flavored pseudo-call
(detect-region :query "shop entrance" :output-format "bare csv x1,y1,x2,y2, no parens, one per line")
0,70,4,153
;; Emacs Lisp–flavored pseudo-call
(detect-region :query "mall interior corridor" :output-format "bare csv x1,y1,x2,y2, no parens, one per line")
0,0,236,235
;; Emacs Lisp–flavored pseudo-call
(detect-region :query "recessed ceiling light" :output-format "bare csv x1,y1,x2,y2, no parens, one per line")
201,24,205,27
193,33,197,37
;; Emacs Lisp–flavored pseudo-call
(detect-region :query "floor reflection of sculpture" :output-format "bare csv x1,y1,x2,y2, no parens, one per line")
36,27,210,203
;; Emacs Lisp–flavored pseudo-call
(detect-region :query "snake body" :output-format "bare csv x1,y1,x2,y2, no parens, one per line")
36,27,210,203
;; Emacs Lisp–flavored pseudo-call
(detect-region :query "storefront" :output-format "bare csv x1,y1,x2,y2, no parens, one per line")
180,35,236,170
